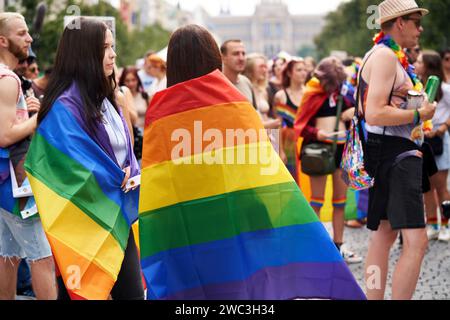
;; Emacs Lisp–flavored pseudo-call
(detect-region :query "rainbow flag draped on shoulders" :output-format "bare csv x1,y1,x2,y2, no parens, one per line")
139,70,365,300
0,147,17,214
24,83,140,300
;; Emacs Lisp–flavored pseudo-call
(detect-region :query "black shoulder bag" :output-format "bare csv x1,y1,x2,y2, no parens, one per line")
300,95,343,176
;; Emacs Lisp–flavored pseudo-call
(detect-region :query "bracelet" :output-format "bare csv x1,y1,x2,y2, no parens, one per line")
413,109,420,126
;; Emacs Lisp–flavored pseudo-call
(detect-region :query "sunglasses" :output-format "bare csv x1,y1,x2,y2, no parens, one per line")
444,56,450,62
29,67,38,73
406,48,421,54
403,17,422,29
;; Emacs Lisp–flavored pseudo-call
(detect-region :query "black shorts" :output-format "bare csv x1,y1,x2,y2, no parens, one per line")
365,133,425,231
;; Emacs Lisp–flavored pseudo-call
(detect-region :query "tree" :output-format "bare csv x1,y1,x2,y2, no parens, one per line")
12,0,171,69
297,44,317,60
314,0,449,59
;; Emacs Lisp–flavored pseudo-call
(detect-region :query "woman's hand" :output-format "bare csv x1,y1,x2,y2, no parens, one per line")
316,129,331,141
424,130,436,139
436,124,449,137
121,166,131,191
264,118,282,129
26,96,41,114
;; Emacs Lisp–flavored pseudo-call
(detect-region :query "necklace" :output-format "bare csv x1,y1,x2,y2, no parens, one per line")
373,32,423,92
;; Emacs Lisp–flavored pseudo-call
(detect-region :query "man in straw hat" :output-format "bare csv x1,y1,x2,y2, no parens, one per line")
357,0,436,299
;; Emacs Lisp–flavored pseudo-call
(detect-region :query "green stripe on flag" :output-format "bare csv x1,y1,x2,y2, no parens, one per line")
139,181,319,258
25,133,129,250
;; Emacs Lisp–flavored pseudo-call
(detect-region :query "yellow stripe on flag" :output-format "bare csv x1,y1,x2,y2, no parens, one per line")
28,174,125,280
139,141,293,213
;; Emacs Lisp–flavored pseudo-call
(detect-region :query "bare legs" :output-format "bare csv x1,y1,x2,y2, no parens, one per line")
365,221,427,300
0,256,56,300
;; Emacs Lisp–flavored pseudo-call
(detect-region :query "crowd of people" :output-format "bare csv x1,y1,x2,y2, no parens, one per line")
0,0,449,300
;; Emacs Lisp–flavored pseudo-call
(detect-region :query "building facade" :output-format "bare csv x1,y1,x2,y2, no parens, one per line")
203,0,324,57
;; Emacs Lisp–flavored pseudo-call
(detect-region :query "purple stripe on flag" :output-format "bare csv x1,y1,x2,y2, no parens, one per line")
162,262,366,301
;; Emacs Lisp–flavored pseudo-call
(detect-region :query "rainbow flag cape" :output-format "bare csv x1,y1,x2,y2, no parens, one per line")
139,70,365,300
0,148,17,214
24,84,140,300
0,148,35,218
276,103,297,128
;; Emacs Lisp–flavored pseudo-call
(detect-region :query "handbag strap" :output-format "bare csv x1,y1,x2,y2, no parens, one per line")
331,95,344,152
355,48,398,147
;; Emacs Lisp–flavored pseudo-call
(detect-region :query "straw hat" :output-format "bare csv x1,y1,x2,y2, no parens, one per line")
378,0,429,24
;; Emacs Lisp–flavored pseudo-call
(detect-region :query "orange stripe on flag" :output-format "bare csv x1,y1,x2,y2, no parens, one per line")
46,233,115,300
142,102,268,167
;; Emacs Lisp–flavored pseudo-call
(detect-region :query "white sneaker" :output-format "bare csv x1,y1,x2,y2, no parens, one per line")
438,226,450,242
340,244,363,264
426,225,440,240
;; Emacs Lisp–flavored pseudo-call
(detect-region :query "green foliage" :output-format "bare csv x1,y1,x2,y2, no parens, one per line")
416,0,450,51
315,0,449,59
15,0,171,69
297,45,318,60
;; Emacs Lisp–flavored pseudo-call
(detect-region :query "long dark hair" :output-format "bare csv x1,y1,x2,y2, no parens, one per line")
421,50,444,102
38,18,117,129
166,24,222,87
118,66,148,102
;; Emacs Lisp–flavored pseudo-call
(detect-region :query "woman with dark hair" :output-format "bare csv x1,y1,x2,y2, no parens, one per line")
442,48,450,83
26,18,144,300
139,25,365,301
268,56,287,106
273,58,308,181
119,67,148,129
119,67,147,161
295,57,361,264
415,50,450,242
166,25,222,87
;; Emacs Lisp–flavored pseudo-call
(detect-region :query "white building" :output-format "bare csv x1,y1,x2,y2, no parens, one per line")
203,0,325,57
1,0,21,12
136,0,193,31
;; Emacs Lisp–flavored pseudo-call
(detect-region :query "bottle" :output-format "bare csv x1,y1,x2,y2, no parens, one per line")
425,75,440,103
422,76,440,133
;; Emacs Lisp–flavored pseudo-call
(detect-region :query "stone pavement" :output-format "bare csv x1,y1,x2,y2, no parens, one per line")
334,174,450,300
339,224,450,300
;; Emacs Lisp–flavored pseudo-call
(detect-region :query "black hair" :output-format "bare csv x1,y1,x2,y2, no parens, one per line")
38,18,117,130
166,24,222,87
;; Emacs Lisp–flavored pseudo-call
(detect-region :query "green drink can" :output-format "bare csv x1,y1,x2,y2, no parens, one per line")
425,75,440,103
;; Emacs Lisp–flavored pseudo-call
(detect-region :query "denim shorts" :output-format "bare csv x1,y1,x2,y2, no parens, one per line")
435,131,450,171
0,207,52,262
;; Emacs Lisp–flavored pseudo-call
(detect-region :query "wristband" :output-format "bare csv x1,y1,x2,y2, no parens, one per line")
413,109,420,126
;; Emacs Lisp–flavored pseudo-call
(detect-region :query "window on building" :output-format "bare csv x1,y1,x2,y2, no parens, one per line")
275,23,282,37
263,23,271,38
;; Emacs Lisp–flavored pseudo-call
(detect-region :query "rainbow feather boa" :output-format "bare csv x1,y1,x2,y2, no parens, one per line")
373,32,423,92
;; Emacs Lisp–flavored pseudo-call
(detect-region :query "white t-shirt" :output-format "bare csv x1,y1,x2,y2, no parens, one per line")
138,69,155,92
433,82,450,127
102,99,128,168
147,76,167,98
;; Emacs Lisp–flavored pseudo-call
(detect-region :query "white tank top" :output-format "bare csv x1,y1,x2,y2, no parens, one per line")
102,99,128,168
